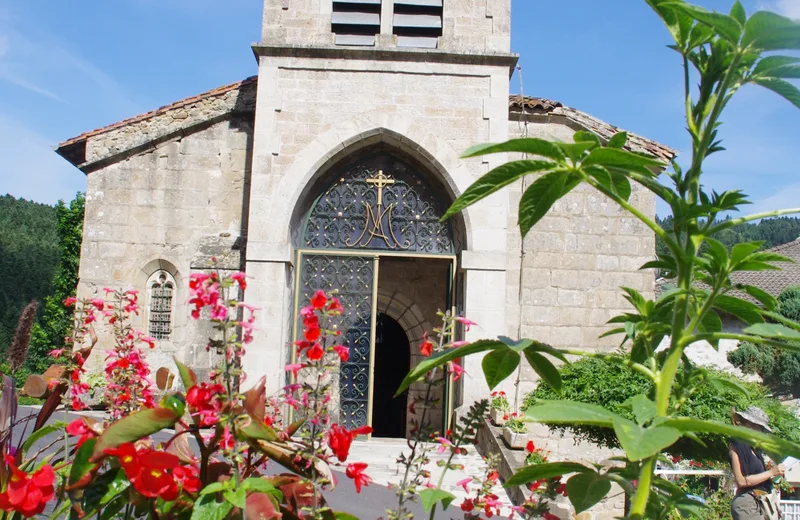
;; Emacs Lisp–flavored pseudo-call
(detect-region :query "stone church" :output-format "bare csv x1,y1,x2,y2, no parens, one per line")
56,0,674,438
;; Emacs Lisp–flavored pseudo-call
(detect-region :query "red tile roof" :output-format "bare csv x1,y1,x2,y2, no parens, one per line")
57,76,257,149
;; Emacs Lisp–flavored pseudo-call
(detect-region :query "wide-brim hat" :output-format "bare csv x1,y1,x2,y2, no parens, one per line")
735,406,773,433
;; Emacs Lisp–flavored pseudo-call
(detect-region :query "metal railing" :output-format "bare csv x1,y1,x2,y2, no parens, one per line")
782,500,800,520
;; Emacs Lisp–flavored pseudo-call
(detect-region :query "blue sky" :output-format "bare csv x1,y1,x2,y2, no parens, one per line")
0,0,798,217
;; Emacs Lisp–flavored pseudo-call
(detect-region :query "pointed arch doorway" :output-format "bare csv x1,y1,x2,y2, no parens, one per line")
290,148,463,438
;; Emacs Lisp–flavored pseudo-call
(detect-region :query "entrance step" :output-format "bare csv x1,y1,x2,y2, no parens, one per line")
349,437,515,516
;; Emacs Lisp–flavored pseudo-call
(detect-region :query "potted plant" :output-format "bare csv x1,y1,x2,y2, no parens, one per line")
490,391,510,426
502,412,529,449
524,440,548,465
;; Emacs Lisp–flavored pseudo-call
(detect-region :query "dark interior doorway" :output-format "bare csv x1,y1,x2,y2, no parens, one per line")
371,313,410,438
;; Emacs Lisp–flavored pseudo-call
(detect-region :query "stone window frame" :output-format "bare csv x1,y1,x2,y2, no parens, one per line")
136,259,183,345
147,270,176,341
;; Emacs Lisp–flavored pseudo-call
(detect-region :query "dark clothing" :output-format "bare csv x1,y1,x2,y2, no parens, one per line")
729,439,772,494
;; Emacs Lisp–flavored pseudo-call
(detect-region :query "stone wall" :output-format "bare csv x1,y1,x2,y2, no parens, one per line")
261,0,511,53
502,117,657,398
244,50,514,398
78,115,253,377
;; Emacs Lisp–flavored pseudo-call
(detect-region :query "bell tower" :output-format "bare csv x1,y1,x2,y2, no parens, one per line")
245,0,516,407
260,0,511,53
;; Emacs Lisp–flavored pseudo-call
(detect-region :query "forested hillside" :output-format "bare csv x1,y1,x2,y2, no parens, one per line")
0,195,60,353
655,215,800,258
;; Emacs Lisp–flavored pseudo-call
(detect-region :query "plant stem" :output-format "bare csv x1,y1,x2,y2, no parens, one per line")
628,456,656,520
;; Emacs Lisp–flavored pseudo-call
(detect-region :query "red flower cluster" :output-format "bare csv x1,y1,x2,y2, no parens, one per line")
0,456,56,517
105,444,199,501
188,272,228,321
294,291,345,363
186,382,225,426
328,424,373,462
66,418,98,448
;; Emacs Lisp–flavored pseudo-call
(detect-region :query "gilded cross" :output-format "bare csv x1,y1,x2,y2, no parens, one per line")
366,170,395,207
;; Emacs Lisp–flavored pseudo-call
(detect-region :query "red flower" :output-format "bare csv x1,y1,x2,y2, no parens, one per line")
543,514,560,520
305,342,324,361
487,470,500,483
304,325,321,342
333,345,349,362
90,298,105,310
0,456,56,517
328,424,373,462
66,418,97,448
326,297,344,314
186,383,225,427
310,290,328,310
671,455,682,464
345,462,371,493
63,297,77,307
420,339,434,357
173,465,201,494
137,451,180,500
230,272,247,290
556,482,568,496
525,440,535,453
105,443,140,480
460,499,474,512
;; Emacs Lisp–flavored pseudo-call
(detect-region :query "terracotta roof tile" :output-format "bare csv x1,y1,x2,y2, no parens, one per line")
57,76,257,149
509,95,678,162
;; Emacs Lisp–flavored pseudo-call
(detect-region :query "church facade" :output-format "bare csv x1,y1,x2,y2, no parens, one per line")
56,0,674,437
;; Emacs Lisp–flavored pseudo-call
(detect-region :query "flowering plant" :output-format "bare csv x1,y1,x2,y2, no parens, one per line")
524,440,548,466
504,413,527,434
490,391,510,411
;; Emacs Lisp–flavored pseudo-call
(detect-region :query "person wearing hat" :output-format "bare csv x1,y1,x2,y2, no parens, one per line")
729,406,785,519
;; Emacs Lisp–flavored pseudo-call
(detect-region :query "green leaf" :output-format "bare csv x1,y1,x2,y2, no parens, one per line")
92,407,182,460
69,438,99,488
582,148,665,171
20,422,65,458
670,3,742,44
518,171,582,237
200,482,227,495
567,473,612,514
191,494,234,520
174,357,197,389
462,138,566,162
713,295,764,325
744,11,800,50
395,340,504,396
224,487,247,509
730,242,763,265
612,417,680,461
752,77,800,110
419,489,456,511
556,141,597,162
743,323,800,342
699,309,723,335
443,160,556,220
625,394,657,425
574,131,601,145
526,400,618,427
709,376,749,398
498,336,533,352
730,1,746,26
242,478,280,496
663,418,800,457
506,462,592,486
607,132,628,149
80,469,130,516
739,284,778,311
237,413,279,442
753,56,800,76
523,350,562,394
245,493,282,520
482,348,521,390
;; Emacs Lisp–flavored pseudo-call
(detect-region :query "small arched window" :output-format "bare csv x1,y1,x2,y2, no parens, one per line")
148,271,175,340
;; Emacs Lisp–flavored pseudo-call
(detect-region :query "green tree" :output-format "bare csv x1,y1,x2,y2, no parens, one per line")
0,195,59,353
27,193,85,374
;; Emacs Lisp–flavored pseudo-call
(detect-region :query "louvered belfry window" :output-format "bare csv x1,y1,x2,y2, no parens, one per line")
393,0,443,49
148,271,174,340
332,0,382,46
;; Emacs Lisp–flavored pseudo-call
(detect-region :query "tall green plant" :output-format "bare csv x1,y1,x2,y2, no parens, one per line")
27,192,84,374
396,2,800,517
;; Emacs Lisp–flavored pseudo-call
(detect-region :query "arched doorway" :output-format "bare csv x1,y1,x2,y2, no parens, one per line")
371,313,410,438
290,146,464,436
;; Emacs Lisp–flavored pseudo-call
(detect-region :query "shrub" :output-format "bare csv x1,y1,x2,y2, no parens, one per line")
524,357,800,462
729,285,800,396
